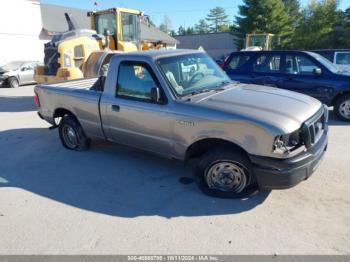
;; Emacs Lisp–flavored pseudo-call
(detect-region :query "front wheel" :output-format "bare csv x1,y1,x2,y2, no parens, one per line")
334,94,350,122
8,77,19,88
194,148,255,198
58,115,90,151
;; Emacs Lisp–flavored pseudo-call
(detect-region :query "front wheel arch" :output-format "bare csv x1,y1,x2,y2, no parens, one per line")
8,77,19,88
185,138,249,164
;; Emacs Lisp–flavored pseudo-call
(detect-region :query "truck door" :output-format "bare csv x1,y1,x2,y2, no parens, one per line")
101,61,174,157
278,54,333,103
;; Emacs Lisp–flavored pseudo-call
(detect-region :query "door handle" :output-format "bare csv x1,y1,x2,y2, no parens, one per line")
112,105,120,112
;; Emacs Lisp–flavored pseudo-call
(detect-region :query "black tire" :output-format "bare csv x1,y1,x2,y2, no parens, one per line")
58,115,90,151
8,77,19,88
194,148,257,198
334,94,350,122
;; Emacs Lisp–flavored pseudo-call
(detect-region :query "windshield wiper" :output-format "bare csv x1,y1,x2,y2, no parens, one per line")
182,86,229,101
181,89,214,100
215,80,231,88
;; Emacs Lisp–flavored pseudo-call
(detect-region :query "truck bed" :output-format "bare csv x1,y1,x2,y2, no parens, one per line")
41,77,100,91
35,77,105,139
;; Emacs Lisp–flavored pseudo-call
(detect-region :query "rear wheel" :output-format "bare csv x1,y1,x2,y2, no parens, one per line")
194,148,255,198
334,94,350,122
58,115,90,151
8,77,19,88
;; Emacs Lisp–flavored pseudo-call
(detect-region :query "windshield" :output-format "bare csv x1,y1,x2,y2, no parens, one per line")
0,61,24,71
308,52,339,73
94,13,116,35
121,12,140,45
158,53,231,97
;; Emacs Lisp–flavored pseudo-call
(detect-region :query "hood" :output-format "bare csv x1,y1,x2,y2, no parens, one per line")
0,67,7,74
0,68,16,77
195,83,322,134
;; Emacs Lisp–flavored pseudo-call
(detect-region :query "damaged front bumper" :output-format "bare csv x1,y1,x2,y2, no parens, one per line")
250,126,328,190
0,76,8,87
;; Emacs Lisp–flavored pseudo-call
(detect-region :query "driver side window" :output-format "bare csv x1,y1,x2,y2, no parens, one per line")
117,61,160,102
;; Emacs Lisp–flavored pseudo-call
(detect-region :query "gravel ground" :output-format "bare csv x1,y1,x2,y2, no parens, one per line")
0,85,349,255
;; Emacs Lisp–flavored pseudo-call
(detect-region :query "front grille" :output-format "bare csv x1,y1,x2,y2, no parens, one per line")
301,106,328,149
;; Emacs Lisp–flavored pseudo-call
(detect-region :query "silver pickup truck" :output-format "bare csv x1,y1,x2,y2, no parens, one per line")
35,50,328,198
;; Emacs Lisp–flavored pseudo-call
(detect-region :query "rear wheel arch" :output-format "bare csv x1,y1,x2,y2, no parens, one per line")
185,138,249,163
53,108,78,123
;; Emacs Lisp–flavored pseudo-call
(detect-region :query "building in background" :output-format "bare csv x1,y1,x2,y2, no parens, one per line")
0,0,44,65
174,32,238,61
141,24,179,49
0,0,178,65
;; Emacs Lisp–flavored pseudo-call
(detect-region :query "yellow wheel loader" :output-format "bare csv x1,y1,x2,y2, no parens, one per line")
243,33,274,51
35,8,142,84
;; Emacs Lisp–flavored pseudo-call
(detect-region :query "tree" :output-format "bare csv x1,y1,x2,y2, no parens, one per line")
177,25,186,35
195,19,210,34
170,30,177,36
158,15,172,34
206,6,229,32
282,0,301,18
186,27,196,35
292,0,343,49
236,0,294,48
282,0,301,27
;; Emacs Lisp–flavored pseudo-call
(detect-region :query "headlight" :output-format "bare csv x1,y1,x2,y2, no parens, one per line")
273,129,302,155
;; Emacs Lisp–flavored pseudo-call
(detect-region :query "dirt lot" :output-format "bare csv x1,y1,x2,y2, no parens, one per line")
0,85,349,255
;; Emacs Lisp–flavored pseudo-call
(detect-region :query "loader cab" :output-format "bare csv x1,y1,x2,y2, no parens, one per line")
89,8,141,52
244,33,274,51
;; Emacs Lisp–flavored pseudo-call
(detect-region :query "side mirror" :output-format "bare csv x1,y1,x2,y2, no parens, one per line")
313,68,322,76
21,67,27,71
150,87,161,103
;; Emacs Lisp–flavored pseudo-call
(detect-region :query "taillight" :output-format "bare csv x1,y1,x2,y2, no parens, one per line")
220,55,230,69
34,92,40,107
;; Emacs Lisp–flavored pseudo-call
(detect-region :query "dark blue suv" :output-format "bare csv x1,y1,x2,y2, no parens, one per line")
222,51,350,121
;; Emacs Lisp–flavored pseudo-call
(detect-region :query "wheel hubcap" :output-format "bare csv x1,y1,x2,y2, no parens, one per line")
206,161,248,193
339,99,350,119
62,125,78,148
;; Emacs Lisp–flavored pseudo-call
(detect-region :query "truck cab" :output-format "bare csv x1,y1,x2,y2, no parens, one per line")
35,50,328,198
